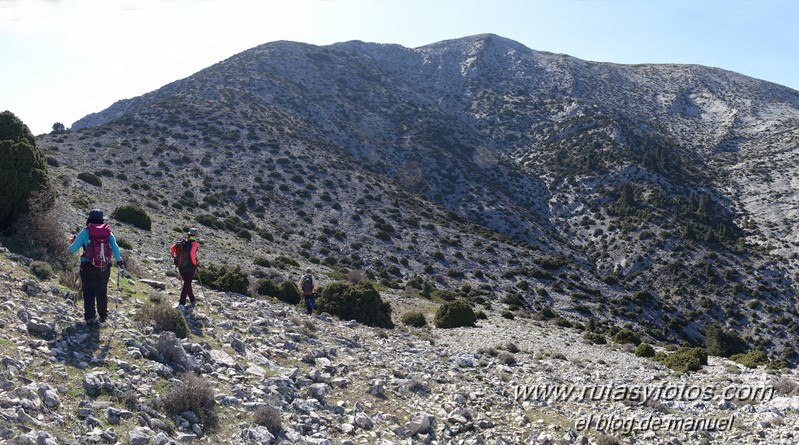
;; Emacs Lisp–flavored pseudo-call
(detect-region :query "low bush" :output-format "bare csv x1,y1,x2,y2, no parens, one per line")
635,343,656,358
501,293,526,308
136,303,190,338
612,329,641,345
253,405,282,436
583,332,607,344
255,278,279,298
536,255,567,270
317,281,394,328
162,373,217,428
77,172,101,186
731,350,769,369
657,347,707,373
434,299,476,329
10,189,73,269
116,237,133,250
401,311,427,328
254,257,271,267
773,377,799,396
112,205,152,231
537,306,557,320
199,264,249,295
29,261,53,280
554,316,572,328
275,256,300,268
278,280,301,305
705,325,748,357
498,351,516,366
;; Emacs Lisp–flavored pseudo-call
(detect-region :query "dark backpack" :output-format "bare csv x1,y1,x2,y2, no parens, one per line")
84,223,112,271
172,239,195,272
301,275,314,294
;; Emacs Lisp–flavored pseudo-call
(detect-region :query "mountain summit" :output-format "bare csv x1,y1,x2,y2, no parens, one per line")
48,34,799,359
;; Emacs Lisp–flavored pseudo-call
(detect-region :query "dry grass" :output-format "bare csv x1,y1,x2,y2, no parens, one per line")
162,373,218,428
253,405,282,435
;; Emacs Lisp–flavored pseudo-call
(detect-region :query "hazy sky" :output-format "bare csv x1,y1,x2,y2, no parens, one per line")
1,0,797,135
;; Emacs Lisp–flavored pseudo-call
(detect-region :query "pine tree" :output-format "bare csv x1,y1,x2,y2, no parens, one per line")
0,111,49,229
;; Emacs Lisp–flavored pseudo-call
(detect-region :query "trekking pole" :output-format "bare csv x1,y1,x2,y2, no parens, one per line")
70,234,81,297
195,266,205,301
71,253,81,299
113,263,122,329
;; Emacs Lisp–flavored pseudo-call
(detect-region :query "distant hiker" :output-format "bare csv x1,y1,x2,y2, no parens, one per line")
299,267,316,315
68,209,123,326
170,228,200,307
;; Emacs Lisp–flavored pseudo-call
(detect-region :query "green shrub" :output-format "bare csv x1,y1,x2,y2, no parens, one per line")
255,278,279,298
136,303,190,338
501,293,526,308
583,332,607,344
657,347,707,373
501,310,515,320
254,257,271,267
112,205,152,231
198,264,249,295
434,299,476,329
116,237,133,250
536,255,567,270
277,280,301,305
705,325,748,357
77,172,102,186
731,350,769,368
612,329,641,345
537,306,557,320
275,256,300,268
0,111,49,229
635,343,656,358
162,373,217,428
29,261,53,280
317,281,394,328
401,311,427,328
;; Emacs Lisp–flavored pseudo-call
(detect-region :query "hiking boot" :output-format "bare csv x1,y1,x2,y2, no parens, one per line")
85,319,99,327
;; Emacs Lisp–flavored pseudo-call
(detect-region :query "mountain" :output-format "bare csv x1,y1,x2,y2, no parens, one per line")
40,34,799,360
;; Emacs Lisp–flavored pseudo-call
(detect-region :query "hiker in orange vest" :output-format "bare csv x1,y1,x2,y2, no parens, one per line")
170,228,200,307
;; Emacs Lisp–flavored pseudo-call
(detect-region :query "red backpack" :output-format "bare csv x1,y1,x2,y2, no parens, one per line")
84,223,112,270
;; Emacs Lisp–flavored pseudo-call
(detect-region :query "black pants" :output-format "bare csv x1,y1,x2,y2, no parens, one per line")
180,269,196,305
80,263,111,321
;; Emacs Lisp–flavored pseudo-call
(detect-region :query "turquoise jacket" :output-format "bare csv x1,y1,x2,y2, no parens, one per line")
69,227,122,263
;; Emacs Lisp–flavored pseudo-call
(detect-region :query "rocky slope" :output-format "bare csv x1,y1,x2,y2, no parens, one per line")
2,247,798,445
35,34,799,360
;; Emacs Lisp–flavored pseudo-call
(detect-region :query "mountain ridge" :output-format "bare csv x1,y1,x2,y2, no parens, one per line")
45,34,799,360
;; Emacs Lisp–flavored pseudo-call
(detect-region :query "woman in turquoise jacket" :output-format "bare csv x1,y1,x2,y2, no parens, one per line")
68,209,123,325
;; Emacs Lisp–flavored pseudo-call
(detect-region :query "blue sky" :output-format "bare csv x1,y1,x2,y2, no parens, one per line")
1,0,797,135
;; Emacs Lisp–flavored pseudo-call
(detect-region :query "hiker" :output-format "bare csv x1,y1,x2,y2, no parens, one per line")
171,228,200,307
298,267,316,315
68,209,123,325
